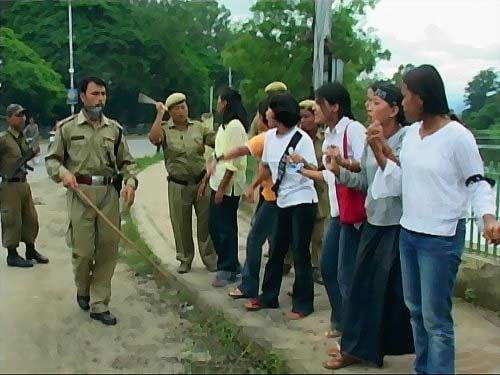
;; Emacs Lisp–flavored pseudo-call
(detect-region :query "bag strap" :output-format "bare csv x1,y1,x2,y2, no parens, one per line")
342,123,349,159
272,130,303,194
114,127,123,169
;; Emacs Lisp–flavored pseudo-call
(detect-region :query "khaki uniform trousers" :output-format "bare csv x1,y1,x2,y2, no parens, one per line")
66,185,120,314
167,180,217,267
0,182,39,248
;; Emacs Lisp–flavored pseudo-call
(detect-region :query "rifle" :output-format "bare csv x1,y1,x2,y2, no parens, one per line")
8,147,38,179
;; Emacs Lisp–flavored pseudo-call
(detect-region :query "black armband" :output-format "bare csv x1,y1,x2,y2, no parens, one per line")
465,174,496,187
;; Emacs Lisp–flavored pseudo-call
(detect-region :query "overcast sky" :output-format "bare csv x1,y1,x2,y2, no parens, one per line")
218,0,500,112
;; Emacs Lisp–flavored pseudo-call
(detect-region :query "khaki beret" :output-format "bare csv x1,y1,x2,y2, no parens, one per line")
299,100,316,110
264,81,287,93
165,93,186,109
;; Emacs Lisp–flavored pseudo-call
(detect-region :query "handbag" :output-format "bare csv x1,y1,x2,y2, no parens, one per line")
335,123,366,224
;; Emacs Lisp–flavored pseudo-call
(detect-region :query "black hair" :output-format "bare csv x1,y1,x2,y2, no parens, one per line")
402,64,450,116
269,93,300,128
370,81,407,125
257,98,270,125
219,87,249,131
79,76,107,94
315,82,355,120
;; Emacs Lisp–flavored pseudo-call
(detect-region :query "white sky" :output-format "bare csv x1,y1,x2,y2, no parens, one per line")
218,0,500,112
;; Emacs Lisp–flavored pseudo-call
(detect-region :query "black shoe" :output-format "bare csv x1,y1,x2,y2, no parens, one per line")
90,311,117,326
26,250,49,264
7,254,34,268
77,295,90,311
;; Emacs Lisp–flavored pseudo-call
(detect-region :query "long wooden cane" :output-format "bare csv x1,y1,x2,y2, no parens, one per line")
75,187,167,278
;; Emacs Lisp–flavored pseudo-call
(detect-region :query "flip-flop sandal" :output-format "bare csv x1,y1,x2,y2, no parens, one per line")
324,329,342,338
327,346,341,357
322,355,361,370
287,311,306,320
245,299,262,311
228,288,246,299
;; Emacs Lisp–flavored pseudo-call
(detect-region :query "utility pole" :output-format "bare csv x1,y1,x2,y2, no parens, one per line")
228,67,232,88
68,0,75,114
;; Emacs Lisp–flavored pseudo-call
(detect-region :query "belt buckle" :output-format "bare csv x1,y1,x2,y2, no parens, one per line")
92,176,104,185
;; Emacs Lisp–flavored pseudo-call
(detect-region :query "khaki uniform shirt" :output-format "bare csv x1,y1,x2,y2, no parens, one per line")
313,130,329,219
160,118,215,181
45,111,137,187
0,128,31,180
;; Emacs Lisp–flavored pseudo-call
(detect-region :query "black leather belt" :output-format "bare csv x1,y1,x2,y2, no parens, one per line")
167,171,205,186
2,177,27,183
76,175,113,186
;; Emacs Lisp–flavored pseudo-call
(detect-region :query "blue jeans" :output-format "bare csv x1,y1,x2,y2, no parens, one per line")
238,200,279,298
399,220,465,374
208,191,241,279
320,217,342,330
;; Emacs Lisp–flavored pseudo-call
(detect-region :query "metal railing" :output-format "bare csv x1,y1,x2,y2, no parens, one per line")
465,160,499,257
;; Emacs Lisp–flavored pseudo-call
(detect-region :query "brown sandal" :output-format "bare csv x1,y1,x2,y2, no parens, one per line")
286,311,306,320
326,346,341,357
322,355,360,370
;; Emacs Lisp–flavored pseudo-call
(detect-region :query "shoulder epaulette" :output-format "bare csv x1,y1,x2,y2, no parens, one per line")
58,114,78,128
109,119,123,130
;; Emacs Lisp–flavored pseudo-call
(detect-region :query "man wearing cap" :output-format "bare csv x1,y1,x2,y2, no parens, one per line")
149,93,217,274
0,104,47,268
247,81,288,138
46,76,138,326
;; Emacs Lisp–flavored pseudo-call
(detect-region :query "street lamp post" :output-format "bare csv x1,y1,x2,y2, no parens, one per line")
68,0,75,115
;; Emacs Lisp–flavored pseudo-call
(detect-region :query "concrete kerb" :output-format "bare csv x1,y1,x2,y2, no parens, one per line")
131,196,320,374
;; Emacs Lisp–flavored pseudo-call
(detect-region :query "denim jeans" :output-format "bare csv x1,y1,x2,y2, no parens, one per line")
238,200,279,297
258,203,316,315
399,219,465,374
208,191,241,278
320,216,342,329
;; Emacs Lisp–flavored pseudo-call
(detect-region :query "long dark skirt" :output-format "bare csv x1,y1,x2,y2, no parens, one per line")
340,223,414,367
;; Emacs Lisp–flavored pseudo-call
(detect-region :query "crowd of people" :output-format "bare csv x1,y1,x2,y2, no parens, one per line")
1,63,499,373
149,64,500,373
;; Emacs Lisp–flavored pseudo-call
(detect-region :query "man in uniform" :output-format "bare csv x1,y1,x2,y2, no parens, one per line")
149,93,217,274
23,116,40,165
284,100,327,284
0,104,48,267
247,81,288,138
45,77,138,326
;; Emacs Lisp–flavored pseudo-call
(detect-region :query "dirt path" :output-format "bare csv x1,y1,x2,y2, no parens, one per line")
0,179,207,373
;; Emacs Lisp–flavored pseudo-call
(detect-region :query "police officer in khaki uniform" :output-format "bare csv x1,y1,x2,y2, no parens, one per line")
284,100,327,284
247,81,288,138
0,104,48,268
46,77,137,326
149,93,217,274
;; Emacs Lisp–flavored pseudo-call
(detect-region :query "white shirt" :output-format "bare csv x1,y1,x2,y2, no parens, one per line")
262,127,318,208
322,170,339,218
322,116,366,160
371,121,497,236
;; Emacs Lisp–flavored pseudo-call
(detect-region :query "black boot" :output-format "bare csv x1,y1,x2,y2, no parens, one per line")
25,243,49,264
6,247,34,268
90,311,117,326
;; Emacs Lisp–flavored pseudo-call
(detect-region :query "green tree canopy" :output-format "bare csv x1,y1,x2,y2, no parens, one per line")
0,27,66,125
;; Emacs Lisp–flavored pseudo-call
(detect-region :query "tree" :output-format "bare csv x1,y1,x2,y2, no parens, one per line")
464,68,499,112
222,0,390,120
3,0,232,126
391,63,415,86
0,27,66,126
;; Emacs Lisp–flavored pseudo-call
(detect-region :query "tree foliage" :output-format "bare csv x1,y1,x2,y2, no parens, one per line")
0,27,66,122
222,0,390,120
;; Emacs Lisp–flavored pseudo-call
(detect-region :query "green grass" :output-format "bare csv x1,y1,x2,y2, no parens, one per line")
135,152,163,171
119,212,289,374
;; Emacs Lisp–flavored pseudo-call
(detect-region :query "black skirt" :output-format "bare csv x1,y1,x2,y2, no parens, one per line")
340,223,414,367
